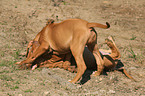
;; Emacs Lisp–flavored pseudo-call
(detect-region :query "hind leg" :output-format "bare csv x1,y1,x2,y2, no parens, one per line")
105,36,121,60
101,36,120,70
68,29,91,83
69,44,86,83
87,32,104,76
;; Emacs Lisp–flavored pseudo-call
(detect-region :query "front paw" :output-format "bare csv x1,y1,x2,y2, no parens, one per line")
18,63,27,69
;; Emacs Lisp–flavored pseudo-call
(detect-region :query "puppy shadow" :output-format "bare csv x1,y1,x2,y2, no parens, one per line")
79,60,125,85
79,69,94,85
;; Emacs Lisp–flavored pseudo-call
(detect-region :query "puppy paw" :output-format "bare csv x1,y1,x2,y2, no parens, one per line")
18,63,27,70
32,64,37,70
68,80,75,84
15,62,21,64
93,71,101,76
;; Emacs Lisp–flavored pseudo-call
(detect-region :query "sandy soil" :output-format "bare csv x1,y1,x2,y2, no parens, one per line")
0,0,145,96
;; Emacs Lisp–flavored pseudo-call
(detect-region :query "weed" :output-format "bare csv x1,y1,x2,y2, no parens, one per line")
1,51,5,57
24,89,33,93
62,0,66,5
7,93,13,96
10,85,19,90
0,75,14,81
127,46,136,60
0,60,7,66
13,49,21,60
0,21,7,25
0,70,10,74
130,35,136,40
4,82,11,87
15,80,20,84
0,60,17,67
9,28,12,32
126,45,145,64
40,80,46,86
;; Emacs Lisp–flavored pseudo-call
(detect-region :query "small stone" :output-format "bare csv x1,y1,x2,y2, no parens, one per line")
44,91,49,95
103,1,109,4
18,94,23,96
108,90,115,94
99,78,103,81
129,67,136,70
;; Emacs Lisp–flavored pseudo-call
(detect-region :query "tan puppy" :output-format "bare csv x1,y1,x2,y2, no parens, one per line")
26,36,135,81
38,36,135,81
18,19,110,83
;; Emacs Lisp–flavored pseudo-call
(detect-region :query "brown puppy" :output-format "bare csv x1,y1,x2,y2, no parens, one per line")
39,36,134,81
26,19,55,58
28,36,135,81
18,19,110,83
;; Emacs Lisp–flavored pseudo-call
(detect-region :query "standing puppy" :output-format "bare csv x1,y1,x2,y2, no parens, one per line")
19,19,110,83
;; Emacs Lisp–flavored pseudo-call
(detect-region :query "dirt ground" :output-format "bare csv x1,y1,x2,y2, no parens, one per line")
0,0,145,96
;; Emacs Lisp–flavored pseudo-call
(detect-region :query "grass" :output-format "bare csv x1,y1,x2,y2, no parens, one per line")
15,80,20,84
1,51,4,57
10,86,19,90
0,60,17,67
13,49,21,60
40,80,46,86
125,45,144,64
0,75,14,81
0,21,7,25
127,46,136,60
3,82,11,87
24,89,33,93
130,35,136,40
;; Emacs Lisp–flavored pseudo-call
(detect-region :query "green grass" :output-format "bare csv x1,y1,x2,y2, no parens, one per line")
0,21,7,25
40,80,46,86
0,75,14,81
126,45,144,64
1,51,5,57
15,80,21,84
10,85,19,90
24,89,33,93
130,35,136,40
0,60,17,67
3,82,11,87
127,46,136,60
13,49,21,60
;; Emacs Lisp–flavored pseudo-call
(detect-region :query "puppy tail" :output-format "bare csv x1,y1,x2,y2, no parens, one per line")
87,22,110,29
122,69,136,82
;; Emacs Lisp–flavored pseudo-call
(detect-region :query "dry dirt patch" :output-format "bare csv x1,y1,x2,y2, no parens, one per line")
0,0,145,96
